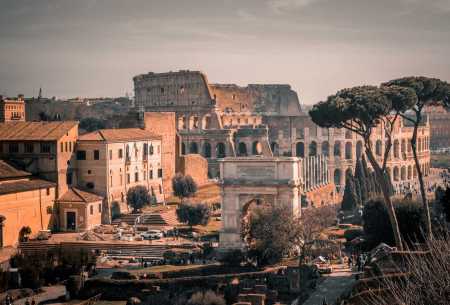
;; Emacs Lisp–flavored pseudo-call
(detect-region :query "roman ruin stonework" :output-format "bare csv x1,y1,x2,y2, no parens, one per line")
134,70,431,196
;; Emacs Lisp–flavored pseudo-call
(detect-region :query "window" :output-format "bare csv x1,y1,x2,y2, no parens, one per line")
87,170,92,175
46,188,50,196
90,205,94,215
143,171,147,180
110,175,113,187
158,168,163,178
159,185,162,194
41,143,51,153
46,206,53,215
149,170,153,179
69,142,72,152
135,172,139,182
60,142,64,153
25,143,34,153
94,150,100,160
149,145,154,155
118,148,123,159
86,182,95,189
98,204,102,213
65,142,68,152
9,143,19,153
77,150,86,160
109,150,112,160
127,174,130,184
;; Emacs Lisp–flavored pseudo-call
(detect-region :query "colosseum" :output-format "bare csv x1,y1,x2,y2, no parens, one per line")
133,70,431,195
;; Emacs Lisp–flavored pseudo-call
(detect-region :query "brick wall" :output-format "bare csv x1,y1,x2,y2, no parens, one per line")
176,154,209,186
144,112,178,197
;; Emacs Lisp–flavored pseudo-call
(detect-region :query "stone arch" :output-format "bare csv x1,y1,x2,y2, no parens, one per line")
345,167,353,177
178,115,187,130
401,166,406,181
309,141,317,156
345,142,352,160
407,165,412,180
394,140,400,158
334,141,341,157
271,142,279,156
238,142,248,156
376,140,382,156
401,139,406,155
203,142,212,158
296,142,305,158
216,142,226,158
190,142,198,154
240,196,273,245
202,115,212,129
252,141,262,155
322,141,329,157
413,166,417,178
189,115,199,129
393,166,399,181
356,141,363,159
334,169,342,190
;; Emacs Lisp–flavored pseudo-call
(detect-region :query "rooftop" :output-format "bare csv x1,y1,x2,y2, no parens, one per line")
0,121,78,141
57,187,103,203
79,128,161,142
0,160,31,180
0,179,55,195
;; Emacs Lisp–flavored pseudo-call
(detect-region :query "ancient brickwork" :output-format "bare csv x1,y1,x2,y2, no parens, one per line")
176,154,209,186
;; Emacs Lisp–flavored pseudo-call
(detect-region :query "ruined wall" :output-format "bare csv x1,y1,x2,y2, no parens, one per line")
209,84,302,116
176,154,209,186
305,183,337,207
144,112,178,197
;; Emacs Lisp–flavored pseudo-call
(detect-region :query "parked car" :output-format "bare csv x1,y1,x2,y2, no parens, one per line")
36,230,52,240
141,230,163,240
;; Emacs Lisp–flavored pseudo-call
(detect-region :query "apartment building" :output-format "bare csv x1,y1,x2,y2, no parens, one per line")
76,128,164,217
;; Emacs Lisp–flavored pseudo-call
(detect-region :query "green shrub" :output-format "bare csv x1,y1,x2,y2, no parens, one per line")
344,228,364,242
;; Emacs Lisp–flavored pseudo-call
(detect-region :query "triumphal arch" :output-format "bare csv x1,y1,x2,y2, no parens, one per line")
219,155,329,249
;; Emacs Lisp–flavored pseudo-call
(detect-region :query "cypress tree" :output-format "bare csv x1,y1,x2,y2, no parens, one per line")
354,157,369,205
342,171,359,211
354,178,363,207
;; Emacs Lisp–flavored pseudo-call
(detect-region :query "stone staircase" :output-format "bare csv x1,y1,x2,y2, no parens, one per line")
112,211,180,227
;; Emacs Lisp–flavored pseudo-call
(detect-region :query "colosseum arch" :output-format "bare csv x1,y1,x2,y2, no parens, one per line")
296,142,305,158
394,140,400,158
345,142,352,160
271,142,279,156
334,169,342,189
252,141,262,155
393,166,399,181
407,165,412,180
181,142,186,155
203,142,212,158
356,141,363,159
190,142,199,154
238,142,248,156
401,166,406,181
322,141,329,157
309,141,317,156
376,140,382,156
334,141,341,157
216,142,226,158
189,115,199,129
202,115,212,129
178,115,187,130
401,139,406,155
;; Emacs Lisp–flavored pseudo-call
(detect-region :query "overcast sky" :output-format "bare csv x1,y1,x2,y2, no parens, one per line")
1,0,449,104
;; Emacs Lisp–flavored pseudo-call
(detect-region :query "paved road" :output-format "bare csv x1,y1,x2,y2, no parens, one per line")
301,264,355,305
12,285,65,305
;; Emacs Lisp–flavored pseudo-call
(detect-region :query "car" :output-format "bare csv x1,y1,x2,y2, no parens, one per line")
141,230,163,240
36,230,52,240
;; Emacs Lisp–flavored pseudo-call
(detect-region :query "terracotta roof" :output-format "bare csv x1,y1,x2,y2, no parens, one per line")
0,179,55,195
0,160,31,179
0,121,78,141
78,128,161,142
57,188,103,203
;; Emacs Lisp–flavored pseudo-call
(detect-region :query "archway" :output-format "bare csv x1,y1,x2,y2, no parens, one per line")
203,142,212,158
376,140,382,156
178,115,187,130
334,141,341,157
407,165,412,180
202,115,211,129
296,142,305,158
309,141,317,156
189,115,199,129
271,142,279,156
252,141,262,155
394,167,399,181
401,166,406,181
181,142,186,155
216,142,226,158
334,169,342,189
322,141,329,157
190,142,198,154
356,141,363,159
345,142,352,160
394,140,400,158
238,142,248,156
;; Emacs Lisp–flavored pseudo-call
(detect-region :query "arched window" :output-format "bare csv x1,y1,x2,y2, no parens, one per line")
407,165,412,180
178,115,187,130
401,166,406,181
203,142,211,158
346,168,352,177
252,141,262,155
356,141,363,159
271,142,279,156
189,115,199,129
322,141,329,157
393,167,399,181
345,142,352,160
190,142,198,154
376,140,382,156
334,169,342,189
216,142,226,158
296,142,305,158
394,140,400,158
334,141,341,157
309,141,317,156
401,139,406,154
238,142,247,156
202,115,211,129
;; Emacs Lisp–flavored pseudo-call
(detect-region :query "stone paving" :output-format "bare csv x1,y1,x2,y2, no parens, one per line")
301,264,355,305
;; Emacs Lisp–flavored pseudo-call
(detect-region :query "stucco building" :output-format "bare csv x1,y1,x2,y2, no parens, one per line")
76,128,164,219
0,95,26,123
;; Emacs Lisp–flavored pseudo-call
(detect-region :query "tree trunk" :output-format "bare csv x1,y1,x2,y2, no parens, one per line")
365,148,404,250
410,123,432,240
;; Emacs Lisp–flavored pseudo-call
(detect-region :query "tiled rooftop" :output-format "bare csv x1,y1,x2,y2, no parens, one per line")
0,160,30,179
0,179,55,195
0,121,78,141
57,187,103,203
79,128,161,142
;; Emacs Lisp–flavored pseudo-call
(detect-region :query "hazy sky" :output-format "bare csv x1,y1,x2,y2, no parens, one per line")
1,0,450,104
